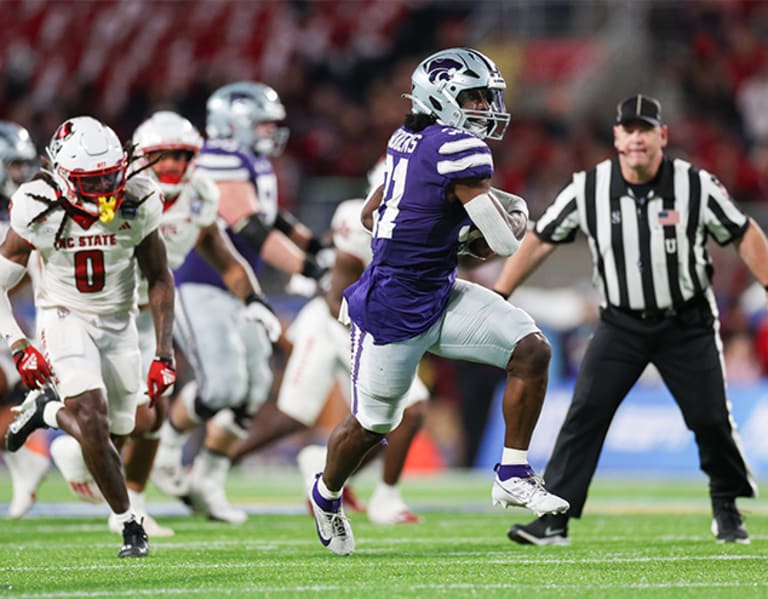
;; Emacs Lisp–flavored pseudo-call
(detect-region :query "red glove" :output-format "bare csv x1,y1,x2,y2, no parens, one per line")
146,356,176,407
12,343,51,389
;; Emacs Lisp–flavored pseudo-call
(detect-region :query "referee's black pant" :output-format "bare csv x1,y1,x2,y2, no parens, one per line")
543,292,756,519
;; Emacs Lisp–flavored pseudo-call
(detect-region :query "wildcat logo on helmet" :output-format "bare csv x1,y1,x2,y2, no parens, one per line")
228,91,252,102
426,57,464,83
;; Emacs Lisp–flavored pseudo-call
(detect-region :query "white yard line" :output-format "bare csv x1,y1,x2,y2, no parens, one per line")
3,552,766,574
4,580,768,598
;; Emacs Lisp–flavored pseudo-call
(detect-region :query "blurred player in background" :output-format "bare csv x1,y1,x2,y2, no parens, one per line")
232,196,428,525
48,111,280,535
308,47,568,556
0,122,37,200
2,116,176,558
152,82,322,524
0,121,48,519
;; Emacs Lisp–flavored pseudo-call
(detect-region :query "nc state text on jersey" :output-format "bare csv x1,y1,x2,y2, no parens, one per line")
55,233,117,249
388,129,423,154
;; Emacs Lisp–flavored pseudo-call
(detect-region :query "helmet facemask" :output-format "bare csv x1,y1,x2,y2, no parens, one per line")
147,149,196,184
455,87,509,140
65,161,127,223
252,121,289,157
132,111,203,200
142,148,197,199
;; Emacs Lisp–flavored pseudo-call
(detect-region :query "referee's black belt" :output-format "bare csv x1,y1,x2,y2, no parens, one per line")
609,293,707,323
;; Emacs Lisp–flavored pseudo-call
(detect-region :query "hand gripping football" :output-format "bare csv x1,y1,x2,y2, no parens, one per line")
457,225,494,260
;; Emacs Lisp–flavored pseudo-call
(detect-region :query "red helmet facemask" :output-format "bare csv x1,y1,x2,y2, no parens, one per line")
65,159,127,223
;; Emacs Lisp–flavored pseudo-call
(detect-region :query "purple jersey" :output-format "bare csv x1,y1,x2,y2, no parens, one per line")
344,124,493,343
174,140,275,287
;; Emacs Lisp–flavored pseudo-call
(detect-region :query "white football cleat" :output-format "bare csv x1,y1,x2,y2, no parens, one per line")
309,474,354,556
491,464,569,517
187,450,247,525
5,444,50,518
367,483,422,525
151,445,190,498
188,478,247,525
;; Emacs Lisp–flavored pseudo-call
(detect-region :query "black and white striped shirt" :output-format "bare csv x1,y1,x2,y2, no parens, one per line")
535,157,749,312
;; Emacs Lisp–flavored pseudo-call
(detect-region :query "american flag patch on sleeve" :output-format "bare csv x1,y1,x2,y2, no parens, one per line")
657,209,680,226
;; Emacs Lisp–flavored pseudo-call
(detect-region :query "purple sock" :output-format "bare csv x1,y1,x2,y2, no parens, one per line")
495,463,534,481
312,476,341,513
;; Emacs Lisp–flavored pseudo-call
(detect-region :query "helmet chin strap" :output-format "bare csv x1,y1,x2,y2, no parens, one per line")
98,195,118,223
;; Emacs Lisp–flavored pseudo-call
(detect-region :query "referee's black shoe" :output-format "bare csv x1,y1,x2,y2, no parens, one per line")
507,513,571,546
118,519,150,558
5,384,59,452
711,498,750,544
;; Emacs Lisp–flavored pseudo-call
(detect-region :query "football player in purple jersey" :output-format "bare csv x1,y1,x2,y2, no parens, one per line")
307,47,569,556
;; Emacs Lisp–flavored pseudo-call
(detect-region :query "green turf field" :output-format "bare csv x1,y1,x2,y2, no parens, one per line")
1,468,766,598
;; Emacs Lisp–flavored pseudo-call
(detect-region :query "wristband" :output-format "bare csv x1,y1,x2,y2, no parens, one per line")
306,237,323,256
274,212,299,236
11,339,31,355
154,356,174,367
301,255,324,280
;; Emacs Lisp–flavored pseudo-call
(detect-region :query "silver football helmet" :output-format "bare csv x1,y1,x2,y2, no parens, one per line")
46,116,127,222
406,47,510,140
0,121,37,196
206,81,289,156
132,110,203,198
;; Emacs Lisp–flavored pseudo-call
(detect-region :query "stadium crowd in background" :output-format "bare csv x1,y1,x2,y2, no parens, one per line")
2,1,768,350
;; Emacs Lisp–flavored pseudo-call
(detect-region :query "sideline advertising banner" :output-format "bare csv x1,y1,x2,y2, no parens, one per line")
476,380,768,478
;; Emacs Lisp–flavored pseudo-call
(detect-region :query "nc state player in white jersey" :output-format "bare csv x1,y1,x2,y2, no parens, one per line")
48,111,280,535
0,116,176,559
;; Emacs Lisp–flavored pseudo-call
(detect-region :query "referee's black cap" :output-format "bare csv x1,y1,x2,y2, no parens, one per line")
615,94,662,127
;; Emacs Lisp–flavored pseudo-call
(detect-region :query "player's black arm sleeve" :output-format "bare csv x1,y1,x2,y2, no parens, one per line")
274,211,324,255
238,211,325,256
232,214,272,253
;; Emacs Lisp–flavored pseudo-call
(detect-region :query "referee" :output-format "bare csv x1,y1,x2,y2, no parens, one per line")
493,94,768,545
